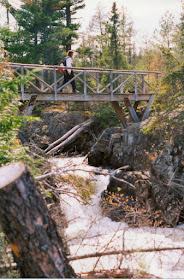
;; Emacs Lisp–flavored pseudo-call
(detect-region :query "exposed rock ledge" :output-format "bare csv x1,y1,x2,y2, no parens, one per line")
88,120,184,227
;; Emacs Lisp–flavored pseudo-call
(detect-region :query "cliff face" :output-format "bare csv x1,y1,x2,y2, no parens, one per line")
88,120,184,179
88,120,184,227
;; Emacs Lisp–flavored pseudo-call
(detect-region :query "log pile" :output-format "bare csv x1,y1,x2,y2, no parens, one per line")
45,119,93,155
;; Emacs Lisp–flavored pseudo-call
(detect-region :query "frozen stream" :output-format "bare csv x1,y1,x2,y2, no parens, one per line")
51,156,184,278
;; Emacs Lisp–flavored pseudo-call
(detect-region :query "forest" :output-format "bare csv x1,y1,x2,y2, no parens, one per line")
0,0,184,278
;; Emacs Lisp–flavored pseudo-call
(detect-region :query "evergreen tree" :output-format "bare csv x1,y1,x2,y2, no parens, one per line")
119,7,136,66
108,2,120,68
76,2,134,70
0,0,84,64
62,0,85,51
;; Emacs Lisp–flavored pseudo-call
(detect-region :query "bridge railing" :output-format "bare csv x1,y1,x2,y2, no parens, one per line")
8,63,161,101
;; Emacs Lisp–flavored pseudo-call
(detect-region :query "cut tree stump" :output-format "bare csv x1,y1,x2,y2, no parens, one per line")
0,162,76,278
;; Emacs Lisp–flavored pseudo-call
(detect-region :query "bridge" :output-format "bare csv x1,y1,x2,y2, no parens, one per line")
8,62,161,127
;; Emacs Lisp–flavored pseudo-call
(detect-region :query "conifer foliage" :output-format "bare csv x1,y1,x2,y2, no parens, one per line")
0,0,85,64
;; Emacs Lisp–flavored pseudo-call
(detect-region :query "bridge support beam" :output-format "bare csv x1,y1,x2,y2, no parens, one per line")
142,95,154,121
111,101,127,128
124,97,140,123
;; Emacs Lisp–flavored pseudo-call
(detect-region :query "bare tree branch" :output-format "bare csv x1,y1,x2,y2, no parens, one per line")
68,246,184,261
35,166,135,189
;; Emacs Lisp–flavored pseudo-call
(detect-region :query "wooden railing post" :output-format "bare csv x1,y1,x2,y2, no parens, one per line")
96,72,99,93
156,73,160,93
142,74,145,94
21,66,24,100
41,69,44,92
110,71,113,100
84,70,87,99
54,67,57,101
120,74,123,94
134,72,138,98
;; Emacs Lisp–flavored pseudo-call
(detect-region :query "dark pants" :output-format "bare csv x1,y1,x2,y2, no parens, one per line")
62,70,76,92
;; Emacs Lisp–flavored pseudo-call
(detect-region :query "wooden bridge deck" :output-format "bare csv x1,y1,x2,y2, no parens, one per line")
8,63,161,126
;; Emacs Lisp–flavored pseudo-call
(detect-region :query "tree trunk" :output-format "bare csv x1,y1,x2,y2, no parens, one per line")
66,0,72,51
46,119,93,155
45,119,92,153
0,162,76,278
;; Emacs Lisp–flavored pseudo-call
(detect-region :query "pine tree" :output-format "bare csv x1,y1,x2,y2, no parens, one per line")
0,0,84,64
61,0,85,51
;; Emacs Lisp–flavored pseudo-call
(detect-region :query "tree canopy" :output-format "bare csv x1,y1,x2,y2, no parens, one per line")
0,0,85,64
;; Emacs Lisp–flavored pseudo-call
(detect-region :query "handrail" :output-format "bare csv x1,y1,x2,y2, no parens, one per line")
8,62,161,75
7,62,161,103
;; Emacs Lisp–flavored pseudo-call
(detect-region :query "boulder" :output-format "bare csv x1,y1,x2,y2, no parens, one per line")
88,122,157,170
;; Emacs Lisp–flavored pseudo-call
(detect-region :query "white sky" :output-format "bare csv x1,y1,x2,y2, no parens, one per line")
77,0,182,37
0,0,182,46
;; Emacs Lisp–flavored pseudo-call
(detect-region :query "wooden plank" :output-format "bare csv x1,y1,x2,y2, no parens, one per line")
54,67,57,101
142,95,154,121
84,70,87,99
21,66,24,99
9,62,161,75
111,101,127,128
110,71,113,100
124,97,140,123
19,93,153,102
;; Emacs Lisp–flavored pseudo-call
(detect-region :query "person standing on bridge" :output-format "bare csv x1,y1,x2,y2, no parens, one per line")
61,50,76,93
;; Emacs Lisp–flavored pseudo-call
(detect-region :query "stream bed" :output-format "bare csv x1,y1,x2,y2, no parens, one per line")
51,156,184,278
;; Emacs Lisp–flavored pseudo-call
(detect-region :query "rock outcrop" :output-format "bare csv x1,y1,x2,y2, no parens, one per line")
97,122,184,227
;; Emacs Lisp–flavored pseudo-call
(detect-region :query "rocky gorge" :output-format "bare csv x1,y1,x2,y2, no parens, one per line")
20,108,184,228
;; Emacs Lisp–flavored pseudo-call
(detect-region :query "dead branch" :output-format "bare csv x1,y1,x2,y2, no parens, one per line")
35,166,135,189
68,246,184,261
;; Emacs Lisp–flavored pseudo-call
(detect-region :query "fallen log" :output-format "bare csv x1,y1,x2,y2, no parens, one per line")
0,162,76,278
45,119,92,153
47,119,93,155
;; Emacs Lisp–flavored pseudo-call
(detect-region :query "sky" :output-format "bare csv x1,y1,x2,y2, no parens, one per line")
76,0,182,46
0,0,183,45
78,0,182,33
